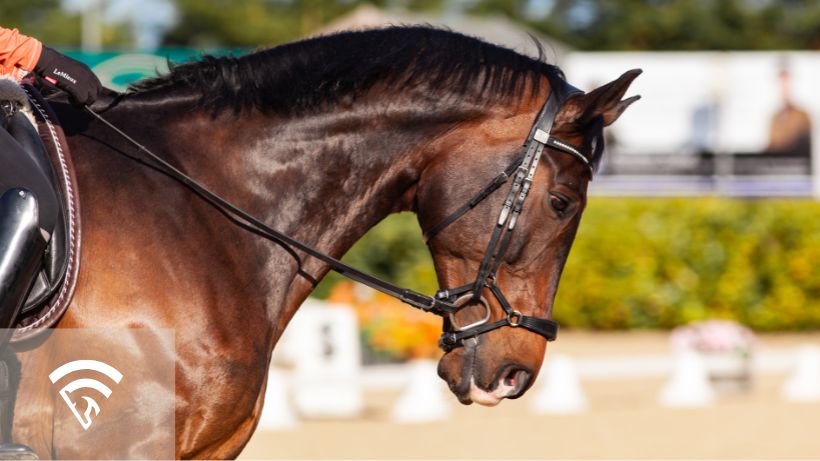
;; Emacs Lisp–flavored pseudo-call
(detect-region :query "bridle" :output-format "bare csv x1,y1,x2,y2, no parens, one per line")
83,78,593,352
423,80,592,351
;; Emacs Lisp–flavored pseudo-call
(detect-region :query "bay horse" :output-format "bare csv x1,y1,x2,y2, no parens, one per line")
12,27,639,458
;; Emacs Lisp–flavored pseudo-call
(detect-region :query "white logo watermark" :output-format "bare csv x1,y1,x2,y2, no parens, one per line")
49,360,124,430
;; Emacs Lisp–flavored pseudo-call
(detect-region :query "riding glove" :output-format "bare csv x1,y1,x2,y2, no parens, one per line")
34,46,102,106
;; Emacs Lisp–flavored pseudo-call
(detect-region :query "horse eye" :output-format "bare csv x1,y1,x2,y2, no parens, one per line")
549,193,569,215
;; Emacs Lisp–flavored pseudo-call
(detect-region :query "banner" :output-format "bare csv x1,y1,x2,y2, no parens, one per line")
63,49,247,90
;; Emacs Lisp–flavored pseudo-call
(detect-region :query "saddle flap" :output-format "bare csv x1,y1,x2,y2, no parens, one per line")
9,83,82,347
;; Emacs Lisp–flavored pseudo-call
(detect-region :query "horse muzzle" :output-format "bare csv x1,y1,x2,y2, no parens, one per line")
438,337,535,406
466,365,533,406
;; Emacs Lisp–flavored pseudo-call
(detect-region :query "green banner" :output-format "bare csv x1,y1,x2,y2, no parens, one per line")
60,48,248,91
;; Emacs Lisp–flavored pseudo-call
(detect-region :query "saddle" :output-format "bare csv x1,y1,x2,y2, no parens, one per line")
4,82,81,347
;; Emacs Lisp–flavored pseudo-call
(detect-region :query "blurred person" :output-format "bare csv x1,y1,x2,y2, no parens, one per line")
767,59,811,157
0,26,101,340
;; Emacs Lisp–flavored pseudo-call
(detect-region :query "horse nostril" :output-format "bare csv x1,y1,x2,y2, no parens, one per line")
503,369,518,386
502,368,531,398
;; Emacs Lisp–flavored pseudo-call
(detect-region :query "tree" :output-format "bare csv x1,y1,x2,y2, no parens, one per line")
1,0,82,46
162,0,385,47
472,0,820,50
0,0,132,48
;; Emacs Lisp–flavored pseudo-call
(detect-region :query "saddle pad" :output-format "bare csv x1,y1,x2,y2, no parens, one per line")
10,84,82,348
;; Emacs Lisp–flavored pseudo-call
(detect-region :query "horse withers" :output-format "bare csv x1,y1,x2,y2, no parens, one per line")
12,27,639,458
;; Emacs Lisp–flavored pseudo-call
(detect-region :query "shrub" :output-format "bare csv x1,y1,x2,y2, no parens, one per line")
555,197,820,331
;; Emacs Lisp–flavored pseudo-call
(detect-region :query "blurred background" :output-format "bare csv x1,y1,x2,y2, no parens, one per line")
4,0,820,459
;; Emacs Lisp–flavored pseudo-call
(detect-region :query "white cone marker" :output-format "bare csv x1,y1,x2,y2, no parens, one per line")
659,349,715,407
391,359,451,423
782,344,820,402
531,354,588,414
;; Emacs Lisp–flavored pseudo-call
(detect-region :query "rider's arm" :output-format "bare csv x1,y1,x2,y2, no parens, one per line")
0,26,102,105
0,27,43,81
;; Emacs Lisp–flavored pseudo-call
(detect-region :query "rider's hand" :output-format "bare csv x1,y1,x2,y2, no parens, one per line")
33,46,102,106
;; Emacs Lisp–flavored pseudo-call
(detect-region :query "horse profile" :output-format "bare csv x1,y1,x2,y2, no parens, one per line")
12,27,639,458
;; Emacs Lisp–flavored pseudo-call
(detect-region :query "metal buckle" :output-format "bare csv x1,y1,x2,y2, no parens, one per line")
401,290,437,311
507,310,522,327
0,100,21,118
448,294,492,331
424,295,437,311
533,128,550,144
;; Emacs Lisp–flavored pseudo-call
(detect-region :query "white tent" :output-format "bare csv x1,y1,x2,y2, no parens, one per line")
313,4,572,64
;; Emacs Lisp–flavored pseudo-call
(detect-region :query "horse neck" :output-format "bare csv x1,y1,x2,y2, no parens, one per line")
120,91,477,327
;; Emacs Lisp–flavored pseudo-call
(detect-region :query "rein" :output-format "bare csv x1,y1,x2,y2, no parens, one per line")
83,79,591,351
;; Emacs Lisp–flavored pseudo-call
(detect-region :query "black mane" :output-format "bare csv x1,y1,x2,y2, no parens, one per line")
128,26,566,116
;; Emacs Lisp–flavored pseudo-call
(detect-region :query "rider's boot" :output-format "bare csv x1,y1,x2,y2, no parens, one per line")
0,88,47,459
0,189,45,460
0,443,36,461
0,188,47,341
0,350,29,460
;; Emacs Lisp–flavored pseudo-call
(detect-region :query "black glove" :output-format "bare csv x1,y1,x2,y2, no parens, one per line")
34,46,102,106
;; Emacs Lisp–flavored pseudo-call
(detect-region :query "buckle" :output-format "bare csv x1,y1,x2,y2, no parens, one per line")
440,332,458,347
400,290,436,312
0,100,21,118
533,128,550,144
507,310,522,327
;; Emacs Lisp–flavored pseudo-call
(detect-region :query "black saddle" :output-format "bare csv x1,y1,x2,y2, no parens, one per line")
2,83,81,346
2,113,67,315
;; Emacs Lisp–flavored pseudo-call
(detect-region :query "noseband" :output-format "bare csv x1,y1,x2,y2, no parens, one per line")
423,81,591,351
85,79,593,353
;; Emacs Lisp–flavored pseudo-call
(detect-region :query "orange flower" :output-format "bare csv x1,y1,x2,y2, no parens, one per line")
326,281,442,360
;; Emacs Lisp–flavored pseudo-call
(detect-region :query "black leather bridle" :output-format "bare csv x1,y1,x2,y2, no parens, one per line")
84,78,593,352
424,80,592,351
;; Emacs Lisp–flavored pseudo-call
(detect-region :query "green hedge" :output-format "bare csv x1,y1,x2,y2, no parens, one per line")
313,198,820,331
311,213,438,299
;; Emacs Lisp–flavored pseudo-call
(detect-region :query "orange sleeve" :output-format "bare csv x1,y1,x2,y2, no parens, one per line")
0,27,43,80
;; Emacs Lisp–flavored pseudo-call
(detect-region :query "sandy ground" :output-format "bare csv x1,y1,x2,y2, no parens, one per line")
240,331,820,460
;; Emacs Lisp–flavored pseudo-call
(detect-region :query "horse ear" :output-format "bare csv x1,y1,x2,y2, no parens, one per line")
560,69,642,128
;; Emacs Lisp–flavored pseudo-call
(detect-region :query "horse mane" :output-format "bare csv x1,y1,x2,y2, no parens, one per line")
127,26,566,116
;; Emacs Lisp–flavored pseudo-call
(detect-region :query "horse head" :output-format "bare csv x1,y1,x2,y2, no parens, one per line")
417,69,641,405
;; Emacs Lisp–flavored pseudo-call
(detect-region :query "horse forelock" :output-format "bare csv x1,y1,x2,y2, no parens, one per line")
126,26,566,118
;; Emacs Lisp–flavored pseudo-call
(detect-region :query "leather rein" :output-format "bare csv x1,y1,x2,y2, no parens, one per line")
83,79,592,352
